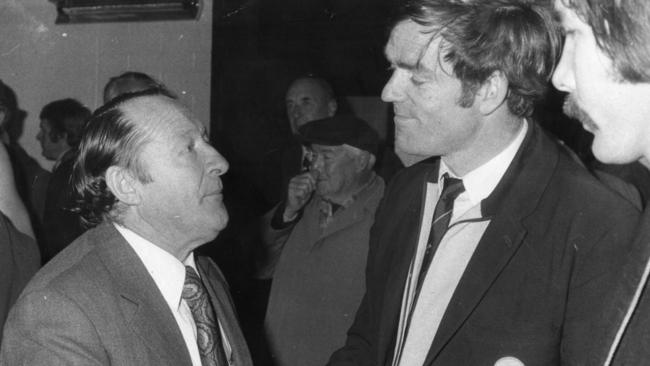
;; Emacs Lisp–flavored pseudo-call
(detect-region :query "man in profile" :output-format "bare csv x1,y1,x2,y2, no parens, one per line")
1,90,252,366
328,1,639,365
37,98,91,261
552,0,650,364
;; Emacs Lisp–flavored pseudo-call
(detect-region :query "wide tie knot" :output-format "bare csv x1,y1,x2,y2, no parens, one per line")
183,267,214,319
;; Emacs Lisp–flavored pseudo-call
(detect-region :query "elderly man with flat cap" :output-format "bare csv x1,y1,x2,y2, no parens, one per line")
259,115,385,366
0,89,252,366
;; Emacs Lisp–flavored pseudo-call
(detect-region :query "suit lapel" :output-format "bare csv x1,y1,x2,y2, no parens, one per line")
95,224,192,366
318,201,366,240
319,177,384,240
424,216,527,363
378,162,440,366
424,122,558,364
197,257,252,366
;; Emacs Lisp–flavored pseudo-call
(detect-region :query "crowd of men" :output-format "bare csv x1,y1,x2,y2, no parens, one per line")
3,0,650,365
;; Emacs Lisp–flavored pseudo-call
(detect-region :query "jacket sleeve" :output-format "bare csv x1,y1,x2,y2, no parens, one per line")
0,289,108,366
327,188,392,366
256,202,297,279
327,290,376,366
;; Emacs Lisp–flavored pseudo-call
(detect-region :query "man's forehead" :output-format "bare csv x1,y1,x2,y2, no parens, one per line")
386,20,441,70
311,144,340,151
121,95,199,134
286,79,324,99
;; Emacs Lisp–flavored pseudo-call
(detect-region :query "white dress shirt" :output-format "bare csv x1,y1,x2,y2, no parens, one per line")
114,224,232,366
394,120,529,366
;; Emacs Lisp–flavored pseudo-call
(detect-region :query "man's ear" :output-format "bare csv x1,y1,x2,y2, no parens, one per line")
105,166,141,206
476,70,509,115
355,152,376,172
327,99,338,117
53,131,68,145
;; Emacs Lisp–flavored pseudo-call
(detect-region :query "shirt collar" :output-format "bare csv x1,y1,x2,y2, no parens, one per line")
439,119,528,206
114,223,198,311
52,147,72,171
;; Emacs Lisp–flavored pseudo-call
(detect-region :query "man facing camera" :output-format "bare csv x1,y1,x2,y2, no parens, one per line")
1,90,252,366
328,1,639,365
260,115,385,366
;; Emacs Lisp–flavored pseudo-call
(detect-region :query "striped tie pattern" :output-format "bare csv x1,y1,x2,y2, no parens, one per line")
416,174,465,293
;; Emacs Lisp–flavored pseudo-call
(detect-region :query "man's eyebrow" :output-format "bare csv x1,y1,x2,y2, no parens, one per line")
396,61,417,71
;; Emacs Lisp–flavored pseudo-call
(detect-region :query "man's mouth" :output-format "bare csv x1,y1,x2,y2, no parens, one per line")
563,95,599,133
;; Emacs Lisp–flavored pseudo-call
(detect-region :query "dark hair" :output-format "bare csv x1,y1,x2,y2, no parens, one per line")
395,0,561,117
103,71,174,103
560,0,650,83
39,98,91,148
72,89,167,227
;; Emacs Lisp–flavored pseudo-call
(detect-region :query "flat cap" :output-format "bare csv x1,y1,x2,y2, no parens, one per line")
298,115,379,155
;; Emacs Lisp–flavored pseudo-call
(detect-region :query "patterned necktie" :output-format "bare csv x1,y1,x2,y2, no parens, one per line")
182,266,228,366
416,174,465,293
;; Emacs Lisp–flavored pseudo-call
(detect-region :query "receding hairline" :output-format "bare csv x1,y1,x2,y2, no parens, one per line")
286,77,335,101
119,94,190,129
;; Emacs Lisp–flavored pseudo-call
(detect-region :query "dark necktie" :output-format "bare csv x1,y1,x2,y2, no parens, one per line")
182,266,229,366
416,174,465,293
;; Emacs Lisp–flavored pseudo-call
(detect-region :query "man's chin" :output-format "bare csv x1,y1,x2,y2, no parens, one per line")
591,136,630,165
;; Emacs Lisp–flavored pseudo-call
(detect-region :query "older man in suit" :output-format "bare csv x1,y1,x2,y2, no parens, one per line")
327,1,639,366
0,90,252,366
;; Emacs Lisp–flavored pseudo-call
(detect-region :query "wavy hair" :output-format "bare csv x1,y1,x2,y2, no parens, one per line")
395,0,561,117
71,89,170,227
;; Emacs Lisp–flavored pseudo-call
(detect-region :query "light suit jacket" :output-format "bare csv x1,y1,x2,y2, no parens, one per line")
0,223,252,366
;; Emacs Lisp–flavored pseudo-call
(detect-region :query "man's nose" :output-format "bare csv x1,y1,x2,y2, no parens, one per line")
552,49,575,93
206,144,229,176
382,70,405,103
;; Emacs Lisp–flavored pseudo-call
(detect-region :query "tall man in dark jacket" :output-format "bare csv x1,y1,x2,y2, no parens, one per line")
553,0,650,364
327,1,640,365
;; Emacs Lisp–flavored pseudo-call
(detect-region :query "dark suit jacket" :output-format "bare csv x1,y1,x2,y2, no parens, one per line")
328,122,640,366
0,223,253,366
42,149,85,262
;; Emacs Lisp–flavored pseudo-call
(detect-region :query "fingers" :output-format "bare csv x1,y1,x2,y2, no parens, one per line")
285,172,317,215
